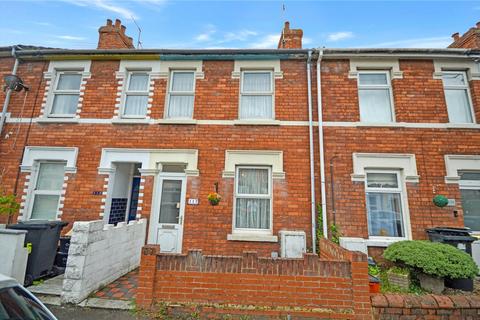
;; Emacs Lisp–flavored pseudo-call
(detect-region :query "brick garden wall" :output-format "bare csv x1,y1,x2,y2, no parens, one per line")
136,239,371,319
372,293,480,319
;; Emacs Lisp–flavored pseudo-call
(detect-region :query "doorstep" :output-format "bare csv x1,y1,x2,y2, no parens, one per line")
28,274,63,306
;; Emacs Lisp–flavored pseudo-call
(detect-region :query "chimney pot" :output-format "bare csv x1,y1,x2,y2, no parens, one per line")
115,19,121,28
106,19,112,26
284,21,290,30
476,21,480,29
121,25,126,34
452,32,460,41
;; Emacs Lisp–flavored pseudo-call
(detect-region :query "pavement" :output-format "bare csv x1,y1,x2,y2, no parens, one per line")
47,305,145,320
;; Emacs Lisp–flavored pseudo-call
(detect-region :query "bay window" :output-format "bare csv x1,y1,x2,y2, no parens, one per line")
29,162,66,220
240,71,274,120
459,171,480,231
123,72,149,117
358,71,394,123
50,72,82,117
365,171,405,238
234,166,272,232
442,71,474,123
166,71,195,119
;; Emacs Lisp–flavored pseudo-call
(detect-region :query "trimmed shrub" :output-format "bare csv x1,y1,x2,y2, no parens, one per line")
384,240,478,279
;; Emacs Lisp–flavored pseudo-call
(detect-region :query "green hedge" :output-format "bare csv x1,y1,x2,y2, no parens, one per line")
384,240,478,279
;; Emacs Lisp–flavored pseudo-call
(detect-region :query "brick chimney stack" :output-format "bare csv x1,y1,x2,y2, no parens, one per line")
278,21,303,49
97,18,135,49
448,22,480,49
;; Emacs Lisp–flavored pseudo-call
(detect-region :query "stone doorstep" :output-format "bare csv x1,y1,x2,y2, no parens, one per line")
78,297,133,310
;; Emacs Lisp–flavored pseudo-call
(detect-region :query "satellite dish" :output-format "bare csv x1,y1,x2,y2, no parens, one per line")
4,74,28,92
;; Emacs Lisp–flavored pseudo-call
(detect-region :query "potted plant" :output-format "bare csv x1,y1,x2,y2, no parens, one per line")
387,267,411,290
207,192,222,206
0,193,20,226
384,240,478,294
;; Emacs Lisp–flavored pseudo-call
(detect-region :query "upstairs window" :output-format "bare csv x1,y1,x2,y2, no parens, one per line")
50,72,82,117
358,71,394,123
123,72,149,117
240,71,274,120
442,71,474,123
365,171,405,238
234,166,272,232
166,71,195,119
29,162,65,220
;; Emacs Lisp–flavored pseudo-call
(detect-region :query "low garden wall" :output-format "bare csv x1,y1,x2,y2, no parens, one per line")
136,239,371,319
61,219,147,304
372,293,480,319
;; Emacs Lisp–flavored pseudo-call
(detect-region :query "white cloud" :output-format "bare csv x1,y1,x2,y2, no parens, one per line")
223,30,258,42
64,0,138,19
327,31,354,42
194,24,216,42
303,37,313,45
56,35,87,41
362,36,452,48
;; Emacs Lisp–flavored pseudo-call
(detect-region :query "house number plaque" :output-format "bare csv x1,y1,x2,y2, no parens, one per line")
188,198,199,205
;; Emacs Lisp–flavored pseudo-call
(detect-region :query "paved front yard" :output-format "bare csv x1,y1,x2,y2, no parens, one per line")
47,305,145,320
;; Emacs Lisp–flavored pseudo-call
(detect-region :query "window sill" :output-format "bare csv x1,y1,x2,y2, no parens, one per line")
36,117,79,124
111,118,151,124
157,119,197,125
366,237,406,247
355,122,403,128
233,120,281,126
445,123,479,129
227,233,278,242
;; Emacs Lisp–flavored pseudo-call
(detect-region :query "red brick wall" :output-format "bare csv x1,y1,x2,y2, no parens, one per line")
372,293,480,319
137,242,371,319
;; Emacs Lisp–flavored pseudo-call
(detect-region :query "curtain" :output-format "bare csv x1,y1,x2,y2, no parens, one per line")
57,74,81,90
52,94,79,115
124,95,148,116
243,72,271,92
240,96,272,119
235,168,270,229
36,163,65,190
359,88,392,122
366,173,398,188
31,194,60,220
172,72,194,92
445,89,473,123
168,95,194,118
366,192,403,237
128,73,149,91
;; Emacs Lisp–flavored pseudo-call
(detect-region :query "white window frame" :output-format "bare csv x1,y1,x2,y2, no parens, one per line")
121,70,150,119
357,70,395,123
364,170,408,241
232,166,273,235
239,70,275,120
442,71,475,124
165,70,196,119
27,161,65,221
48,71,82,118
459,171,480,234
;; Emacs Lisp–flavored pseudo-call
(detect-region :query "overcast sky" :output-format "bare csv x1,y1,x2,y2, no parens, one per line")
1,1,478,49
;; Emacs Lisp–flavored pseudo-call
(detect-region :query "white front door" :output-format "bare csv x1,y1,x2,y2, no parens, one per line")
150,175,186,253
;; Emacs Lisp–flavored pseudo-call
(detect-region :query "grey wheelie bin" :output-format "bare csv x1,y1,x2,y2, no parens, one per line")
7,221,68,286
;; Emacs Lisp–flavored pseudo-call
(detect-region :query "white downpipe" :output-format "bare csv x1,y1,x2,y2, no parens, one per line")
0,47,19,138
307,50,317,252
317,49,328,238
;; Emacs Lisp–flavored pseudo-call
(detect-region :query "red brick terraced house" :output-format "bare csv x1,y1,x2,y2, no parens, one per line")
1,19,480,261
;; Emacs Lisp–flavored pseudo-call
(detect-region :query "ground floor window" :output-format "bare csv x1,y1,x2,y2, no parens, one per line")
459,171,480,232
365,171,405,237
234,166,272,231
29,162,66,220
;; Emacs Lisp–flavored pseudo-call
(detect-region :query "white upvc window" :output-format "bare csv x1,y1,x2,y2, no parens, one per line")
233,166,272,233
365,171,406,239
459,171,480,232
166,70,195,119
28,162,66,220
123,71,150,118
357,71,394,123
442,71,475,124
239,70,274,120
49,71,82,117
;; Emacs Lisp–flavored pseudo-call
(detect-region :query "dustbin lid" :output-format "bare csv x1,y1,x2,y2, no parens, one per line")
7,220,68,230
426,227,472,234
